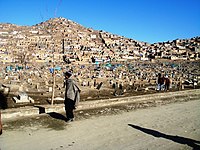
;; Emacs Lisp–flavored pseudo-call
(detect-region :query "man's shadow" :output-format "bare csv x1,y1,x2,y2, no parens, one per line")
47,112,67,121
34,106,67,121
128,124,200,150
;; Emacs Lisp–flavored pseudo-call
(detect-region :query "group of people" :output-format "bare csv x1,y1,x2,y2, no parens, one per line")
157,73,171,91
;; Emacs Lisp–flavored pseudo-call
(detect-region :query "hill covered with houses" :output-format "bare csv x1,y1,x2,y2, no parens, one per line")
0,17,199,65
0,17,200,108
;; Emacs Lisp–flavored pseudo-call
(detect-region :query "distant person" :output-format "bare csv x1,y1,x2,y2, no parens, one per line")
164,75,170,91
64,71,81,122
119,82,123,95
157,73,165,91
94,79,97,87
113,82,118,96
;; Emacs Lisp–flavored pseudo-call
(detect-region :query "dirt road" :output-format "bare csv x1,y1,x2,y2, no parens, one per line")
1,98,200,150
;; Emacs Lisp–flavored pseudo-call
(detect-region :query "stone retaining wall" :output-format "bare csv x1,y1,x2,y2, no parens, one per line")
2,89,200,120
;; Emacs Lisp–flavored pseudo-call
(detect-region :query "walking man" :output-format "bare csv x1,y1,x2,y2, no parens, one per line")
64,71,81,122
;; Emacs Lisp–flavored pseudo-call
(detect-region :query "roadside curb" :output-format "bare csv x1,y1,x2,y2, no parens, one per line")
2,89,200,120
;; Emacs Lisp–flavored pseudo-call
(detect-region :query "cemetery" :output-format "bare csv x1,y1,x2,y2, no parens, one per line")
0,18,200,109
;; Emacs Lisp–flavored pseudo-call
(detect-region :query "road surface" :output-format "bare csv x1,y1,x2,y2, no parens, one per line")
0,99,200,150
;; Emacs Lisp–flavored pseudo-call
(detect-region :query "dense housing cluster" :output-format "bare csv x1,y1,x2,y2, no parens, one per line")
0,17,199,108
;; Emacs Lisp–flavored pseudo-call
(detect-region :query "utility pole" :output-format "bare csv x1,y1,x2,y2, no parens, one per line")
47,0,63,105
51,49,55,105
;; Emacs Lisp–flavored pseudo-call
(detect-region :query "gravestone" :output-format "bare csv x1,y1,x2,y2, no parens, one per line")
19,85,24,92
96,82,103,90
49,87,53,92
13,92,34,103
19,92,28,102
4,87,10,94
45,81,49,85
27,78,32,84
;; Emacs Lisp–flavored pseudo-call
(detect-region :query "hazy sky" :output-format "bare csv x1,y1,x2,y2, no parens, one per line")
0,0,199,43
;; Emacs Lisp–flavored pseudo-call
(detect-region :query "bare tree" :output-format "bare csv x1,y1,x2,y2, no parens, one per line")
14,42,35,69
15,50,30,69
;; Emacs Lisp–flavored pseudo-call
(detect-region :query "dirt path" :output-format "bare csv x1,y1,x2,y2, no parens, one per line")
1,99,200,150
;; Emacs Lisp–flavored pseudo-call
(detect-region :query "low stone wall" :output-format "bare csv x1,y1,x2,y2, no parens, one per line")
1,89,200,120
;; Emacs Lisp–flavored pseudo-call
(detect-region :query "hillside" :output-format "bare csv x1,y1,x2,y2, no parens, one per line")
0,17,200,109
0,17,199,64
